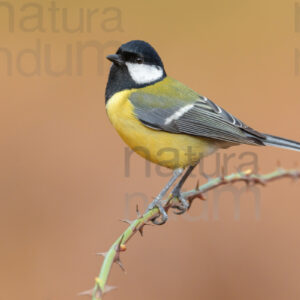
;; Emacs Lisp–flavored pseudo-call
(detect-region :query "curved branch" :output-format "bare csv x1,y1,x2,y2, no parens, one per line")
82,168,300,299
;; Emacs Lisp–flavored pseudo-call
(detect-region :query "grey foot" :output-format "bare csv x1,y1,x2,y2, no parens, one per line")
147,198,168,225
171,190,190,215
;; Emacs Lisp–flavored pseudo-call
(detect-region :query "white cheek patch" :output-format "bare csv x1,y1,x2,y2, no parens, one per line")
126,63,164,85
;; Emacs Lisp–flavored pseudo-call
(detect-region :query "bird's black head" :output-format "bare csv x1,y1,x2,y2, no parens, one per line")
105,40,167,102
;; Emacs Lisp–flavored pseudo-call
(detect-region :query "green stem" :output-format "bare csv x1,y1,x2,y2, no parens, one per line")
90,168,299,299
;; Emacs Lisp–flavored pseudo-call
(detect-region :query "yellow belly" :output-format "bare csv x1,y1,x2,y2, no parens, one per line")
106,90,217,169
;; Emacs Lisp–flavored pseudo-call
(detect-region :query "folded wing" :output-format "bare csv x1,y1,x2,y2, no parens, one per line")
129,78,266,146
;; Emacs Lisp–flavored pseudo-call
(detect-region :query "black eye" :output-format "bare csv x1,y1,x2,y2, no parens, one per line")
136,57,143,64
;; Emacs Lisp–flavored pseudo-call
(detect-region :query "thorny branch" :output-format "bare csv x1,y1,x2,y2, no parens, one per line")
80,168,300,299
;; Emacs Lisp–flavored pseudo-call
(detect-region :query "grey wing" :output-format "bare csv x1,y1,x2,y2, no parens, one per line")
129,92,266,146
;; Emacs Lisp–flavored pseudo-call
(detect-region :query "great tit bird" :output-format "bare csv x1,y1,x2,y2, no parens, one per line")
105,40,300,224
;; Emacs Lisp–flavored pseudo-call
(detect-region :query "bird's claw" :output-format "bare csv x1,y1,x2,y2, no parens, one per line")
171,193,190,215
147,187,190,223
147,198,168,225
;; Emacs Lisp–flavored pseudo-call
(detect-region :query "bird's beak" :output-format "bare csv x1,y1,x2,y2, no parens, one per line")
106,54,124,66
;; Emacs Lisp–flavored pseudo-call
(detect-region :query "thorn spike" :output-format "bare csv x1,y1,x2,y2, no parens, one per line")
78,288,94,297
120,219,133,225
116,258,126,273
138,224,144,236
136,204,141,218
195,180,200,190
104,285,117,294
96,252,107,257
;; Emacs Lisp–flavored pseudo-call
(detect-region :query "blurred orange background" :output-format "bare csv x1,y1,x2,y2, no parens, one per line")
1,0,300,299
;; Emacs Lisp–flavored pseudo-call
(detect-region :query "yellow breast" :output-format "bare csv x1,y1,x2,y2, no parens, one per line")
106,90,217,169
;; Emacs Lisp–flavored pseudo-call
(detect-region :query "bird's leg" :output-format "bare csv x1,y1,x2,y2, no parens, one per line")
147,168,184,225
171,165,196,215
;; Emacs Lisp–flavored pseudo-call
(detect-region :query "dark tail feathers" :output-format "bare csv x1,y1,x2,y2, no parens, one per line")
263,134,300,152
